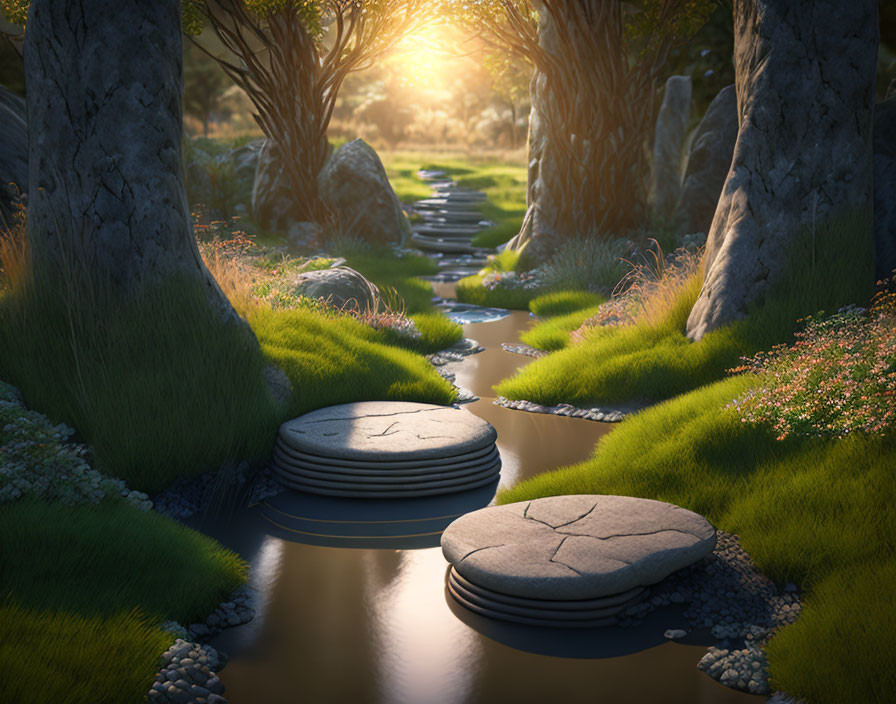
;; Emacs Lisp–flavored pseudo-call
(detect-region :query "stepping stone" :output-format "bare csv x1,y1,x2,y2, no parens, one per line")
411,234,475,254
279,402,497,461
446,570,645,628
423,212,488,225
271,447,501,480
274,462,501,492
415,224,483,238
431,190,488,202
414,198,486,211
275,472,500,499
417,169,447,181
442,494,716,601
274,441,499,471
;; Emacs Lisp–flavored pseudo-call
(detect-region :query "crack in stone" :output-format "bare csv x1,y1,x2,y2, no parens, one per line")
457,543,506,564
367,422,400,438
548,537,585,576
556,527,705,542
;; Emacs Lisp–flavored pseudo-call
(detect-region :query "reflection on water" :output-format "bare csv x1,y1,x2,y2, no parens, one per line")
206,311,762,704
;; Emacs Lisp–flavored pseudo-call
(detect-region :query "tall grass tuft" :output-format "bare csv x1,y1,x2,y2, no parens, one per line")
538,237,630,294
0,602,172,704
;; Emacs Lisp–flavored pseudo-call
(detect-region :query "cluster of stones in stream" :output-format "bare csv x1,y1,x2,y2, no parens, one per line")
147,639,228,704
618,530,803,697
495,396,627,423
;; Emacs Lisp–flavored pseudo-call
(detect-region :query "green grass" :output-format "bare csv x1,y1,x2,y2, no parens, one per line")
0,497,246,704
249,305,456,417
405,312,463,353
455,274,541,310
521,304,604,351
529,290,605,317
0,279,282,494
379,152,527,249
0,602,172,704
0,497,246,620
498,211,876,406
498,376,896,702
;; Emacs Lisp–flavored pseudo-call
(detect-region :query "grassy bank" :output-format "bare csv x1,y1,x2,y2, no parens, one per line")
0,497,247,704
498,212,876,407
498,376,895,702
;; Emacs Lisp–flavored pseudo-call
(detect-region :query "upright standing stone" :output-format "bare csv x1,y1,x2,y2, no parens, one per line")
677,84,738,235
650,76,692,220
873,93,896,280
686,0,878,340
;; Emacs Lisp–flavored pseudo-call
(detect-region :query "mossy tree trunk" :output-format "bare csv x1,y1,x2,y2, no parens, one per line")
686,0,879,340
23,0,242,326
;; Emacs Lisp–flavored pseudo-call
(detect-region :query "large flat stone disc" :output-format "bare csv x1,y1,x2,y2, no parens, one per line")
273,461,500,492
272,446,501,478
278,402,496,461
276,472,500,499
274,442,498,470
272,455,501,484
441,495,716,599
447,569,643,622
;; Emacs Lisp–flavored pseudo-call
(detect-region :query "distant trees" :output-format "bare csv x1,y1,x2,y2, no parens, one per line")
183,0,427,224
183,41,233,137
447,1,713,251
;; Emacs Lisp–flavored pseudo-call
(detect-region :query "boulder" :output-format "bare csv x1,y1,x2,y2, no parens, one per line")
288,265,380,312
677,84,738,235
650,75,692,219
0,85,27,230
687,0,878,340
874,95,896,280
318,139,411,245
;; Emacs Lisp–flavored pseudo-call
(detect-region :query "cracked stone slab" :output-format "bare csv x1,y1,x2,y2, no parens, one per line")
441,495,716,599
278,402,497,461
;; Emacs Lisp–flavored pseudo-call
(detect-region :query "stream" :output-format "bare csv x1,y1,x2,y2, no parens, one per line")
198,292,763,704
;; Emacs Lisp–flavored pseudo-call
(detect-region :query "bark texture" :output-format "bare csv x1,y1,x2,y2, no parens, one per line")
686,0,878,340
650,76,692,219
0,86,27,230
24,0,236,321
677,84,738,235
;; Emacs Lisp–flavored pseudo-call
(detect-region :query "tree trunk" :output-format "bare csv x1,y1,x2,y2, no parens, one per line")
24,0,240,324
686,0,878,340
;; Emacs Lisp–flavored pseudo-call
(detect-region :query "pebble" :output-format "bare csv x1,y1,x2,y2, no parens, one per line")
664,629,688,640
149,639,229,704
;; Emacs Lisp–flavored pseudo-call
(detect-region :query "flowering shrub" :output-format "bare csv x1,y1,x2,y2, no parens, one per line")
728,287,896,439
482,269,543,291
0,381,151,508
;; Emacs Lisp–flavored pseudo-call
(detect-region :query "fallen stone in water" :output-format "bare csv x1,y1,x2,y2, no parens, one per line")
441,495,716,600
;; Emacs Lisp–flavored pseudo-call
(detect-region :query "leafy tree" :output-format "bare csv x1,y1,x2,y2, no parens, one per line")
483,52,531,149
183,0,427,224
444,0,713,248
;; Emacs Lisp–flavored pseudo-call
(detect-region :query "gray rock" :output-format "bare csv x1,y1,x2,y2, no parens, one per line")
874,94,896,280
318,138,411,245
677,84,738,235
278,402,497,461
687,0,878,340
441,495,716,599
664,629,688,639
272,446,500,477
0,85,27,230
286,220,323,250
273,461,500,492
288,266,380,312
650,75,692,218
274,441,497,470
